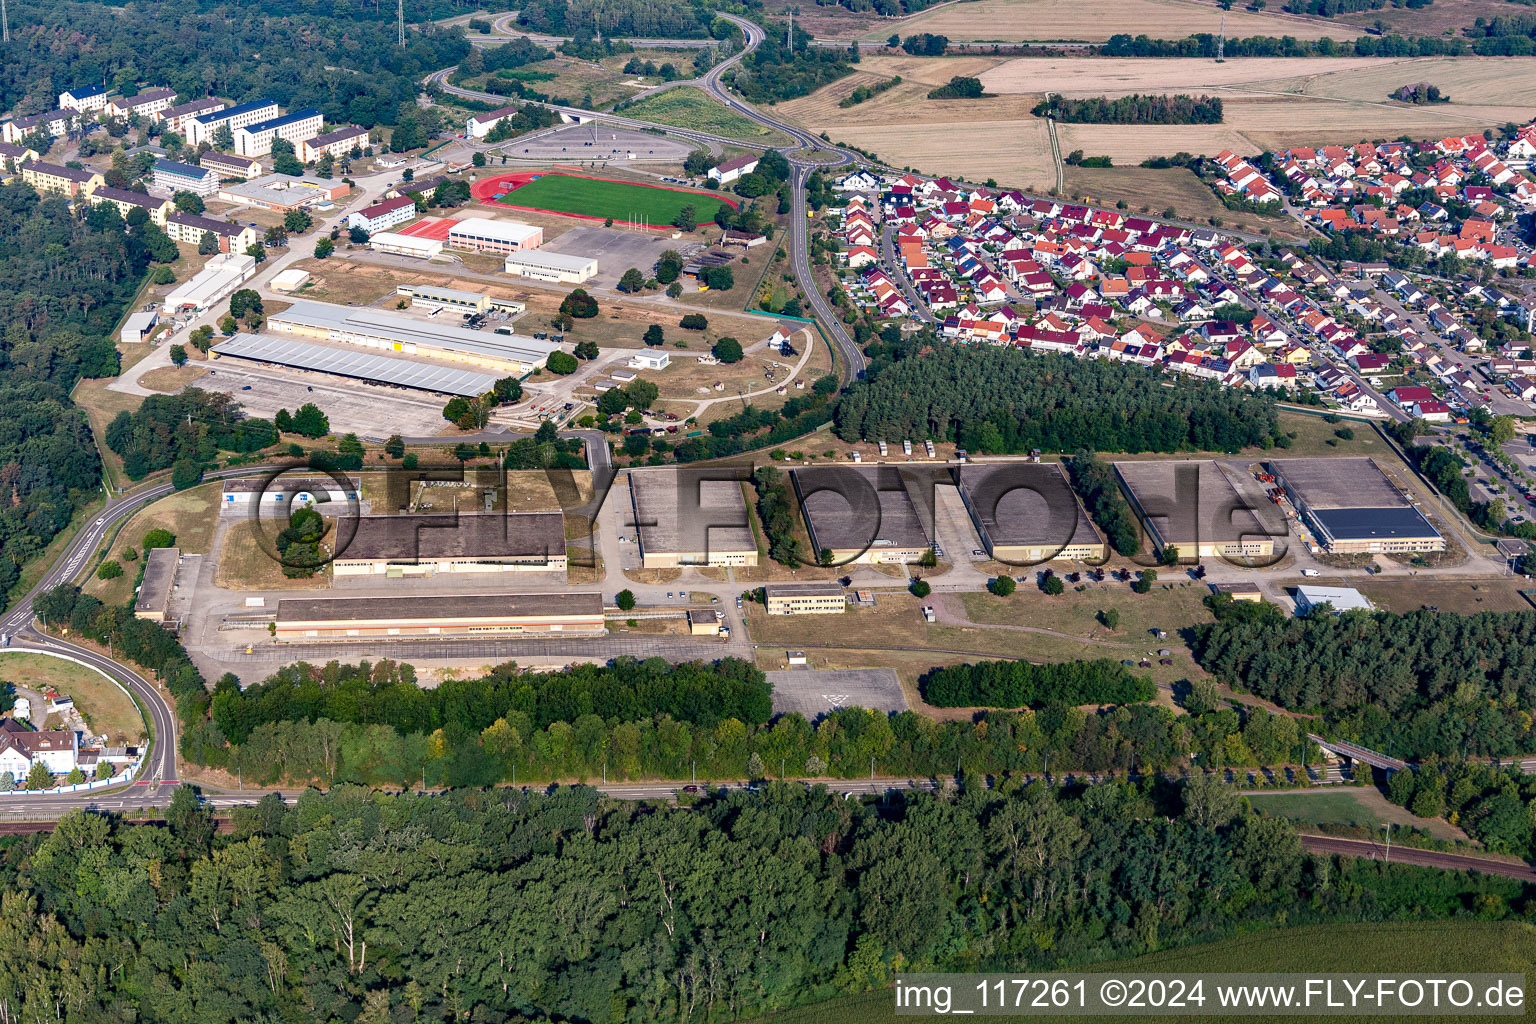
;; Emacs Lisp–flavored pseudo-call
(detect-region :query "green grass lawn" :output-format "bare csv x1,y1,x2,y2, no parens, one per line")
741,921,1536,1023
496,173,732,227
618,88,787,142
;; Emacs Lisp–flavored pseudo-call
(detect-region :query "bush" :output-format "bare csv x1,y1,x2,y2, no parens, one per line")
1042,575,1065,596
96,560,123,580
990,575,1016,597
546,351,579,375
911,580,931,598
616,589,636,611
142,529,175,551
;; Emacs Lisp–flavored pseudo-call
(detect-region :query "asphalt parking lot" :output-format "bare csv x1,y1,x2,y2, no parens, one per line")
496,124,697,165
767,669,909,718
542,225,685,289
199,362,451,437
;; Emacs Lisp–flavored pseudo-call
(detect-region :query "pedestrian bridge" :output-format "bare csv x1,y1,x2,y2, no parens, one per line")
1308,734,1409,773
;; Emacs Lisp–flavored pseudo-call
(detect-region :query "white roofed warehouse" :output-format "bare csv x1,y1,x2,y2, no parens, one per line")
266,299,558,374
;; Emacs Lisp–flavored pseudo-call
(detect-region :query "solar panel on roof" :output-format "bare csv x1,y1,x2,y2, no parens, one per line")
211,334,498,397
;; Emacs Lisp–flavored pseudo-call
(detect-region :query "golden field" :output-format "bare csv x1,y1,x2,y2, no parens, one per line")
856,0,1349,43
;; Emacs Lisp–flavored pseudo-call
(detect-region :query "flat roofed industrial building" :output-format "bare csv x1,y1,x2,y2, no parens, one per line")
627,470,757,568
1295,584,1373,616
134,547,181,622
1113,460,1274,560
1268,457,1444,554
332,512,566,576
267,299,557,375
370,231,443,259
792,466,931,564
210,334,502,397
957,462,1107,562
503,250,598,284
764,582,847,615
275,592,604,640
221,475,359,515
395,284,524,315
447,217,542,253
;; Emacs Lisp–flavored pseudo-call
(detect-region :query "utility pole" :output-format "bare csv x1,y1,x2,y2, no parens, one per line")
398,0,405,48
786,8,792,53
1217,12,1225,61
1,0,9,46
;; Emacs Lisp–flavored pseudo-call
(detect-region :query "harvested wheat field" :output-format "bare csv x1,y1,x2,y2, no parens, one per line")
980,56,1395,95
860,0,1347,42
780,57,1056,187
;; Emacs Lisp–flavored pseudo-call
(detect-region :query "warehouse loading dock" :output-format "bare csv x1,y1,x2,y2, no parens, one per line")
275,592,605,639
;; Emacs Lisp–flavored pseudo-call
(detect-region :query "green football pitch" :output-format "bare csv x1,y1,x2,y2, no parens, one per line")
495,173,733,226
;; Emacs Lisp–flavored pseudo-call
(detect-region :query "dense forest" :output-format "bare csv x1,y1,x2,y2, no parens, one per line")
106,389,277,479
1033,93,1223,125
834,347,1282,453
2,0,470,129
1193,600,1536,759
921,659,1155,707
1387,756,1536,856
0,183,151,600
516,0,719,38
727,26,859,103
0,781,1527,1023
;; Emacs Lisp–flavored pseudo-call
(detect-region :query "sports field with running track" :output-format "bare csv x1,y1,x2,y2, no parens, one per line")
480,172,735,229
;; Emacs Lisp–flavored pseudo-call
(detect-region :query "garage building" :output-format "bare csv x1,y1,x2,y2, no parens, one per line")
503,250,598,284
370,231,443,259
628,470,757,568
1114,460,1275,561
1268,457,1444,554
332,511,566,576
275,592,605,640
134,547,181,622
221,476,360,516
792,466,932,564
957,462,1107,562
394,284,524,316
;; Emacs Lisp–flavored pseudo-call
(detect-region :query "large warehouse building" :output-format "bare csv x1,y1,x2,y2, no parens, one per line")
628,470,758,568
792,466,932,565
275,593,605,640
370,231,443,259
503,250,598,284
1114,460,1276,561
332,511,567,576
266,299,558,375
1269,457,1445,554
956,462,1107,563
210,334,503,397
221,476,360,516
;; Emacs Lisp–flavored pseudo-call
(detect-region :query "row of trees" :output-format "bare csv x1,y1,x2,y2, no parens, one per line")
921,659,1156,707
1033,93,1223,124
1067,452,1142,556
835,346,1282,454
753,465,805,567
1099,31,1494,58
211,657,773,747
0,781,1517,1023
